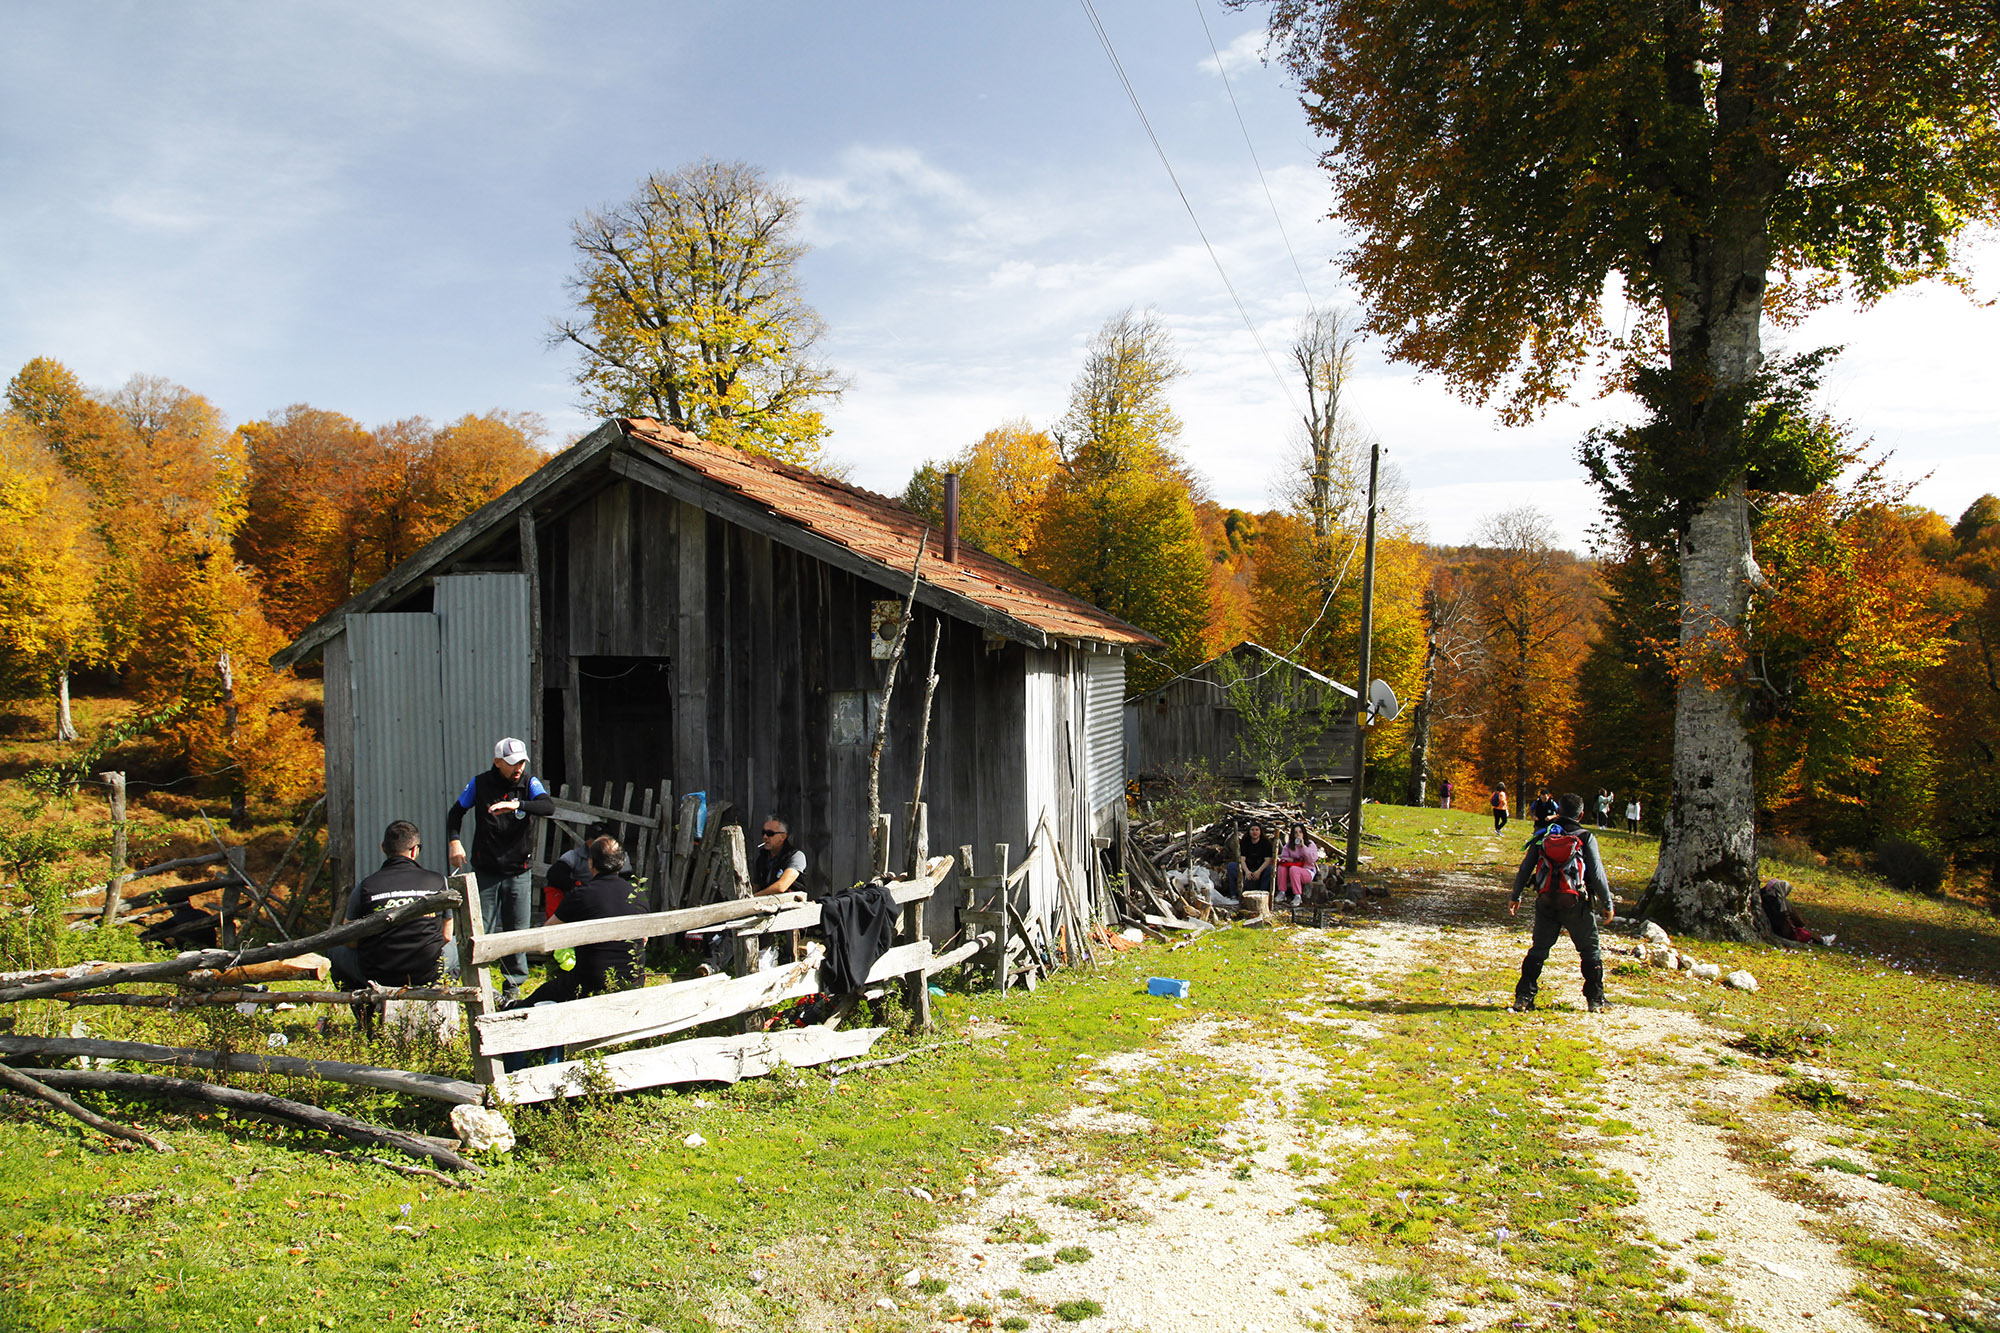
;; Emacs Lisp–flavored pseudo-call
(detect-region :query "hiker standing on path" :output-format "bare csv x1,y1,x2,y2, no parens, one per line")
1625,796,1642,833
446,736,556,1004
1509,793,1615,1013
1490,787,1509,833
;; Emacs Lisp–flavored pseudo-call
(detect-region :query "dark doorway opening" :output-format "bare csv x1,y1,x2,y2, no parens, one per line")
576,657,673,801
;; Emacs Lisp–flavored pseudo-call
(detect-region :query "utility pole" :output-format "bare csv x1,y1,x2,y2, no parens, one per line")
1344,441,1382,876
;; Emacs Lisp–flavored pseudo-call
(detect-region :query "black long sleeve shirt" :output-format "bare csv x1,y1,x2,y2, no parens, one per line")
445,767,555,874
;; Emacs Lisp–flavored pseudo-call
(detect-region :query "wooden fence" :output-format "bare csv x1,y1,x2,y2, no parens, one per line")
450,854,955,1105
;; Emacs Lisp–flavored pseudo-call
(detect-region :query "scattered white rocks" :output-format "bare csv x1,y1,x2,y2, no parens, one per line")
449,1104,515,1154
1643,920,1672,946
1727,970,1760,992
1692,963,1722,982
682,1131,707,1148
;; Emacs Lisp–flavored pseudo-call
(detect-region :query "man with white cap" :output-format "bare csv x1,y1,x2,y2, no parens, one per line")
445,736,555,1002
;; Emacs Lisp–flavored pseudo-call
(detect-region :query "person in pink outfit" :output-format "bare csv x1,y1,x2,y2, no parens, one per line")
1275,823,1320,907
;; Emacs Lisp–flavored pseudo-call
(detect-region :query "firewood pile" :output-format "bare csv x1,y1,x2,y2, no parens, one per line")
1120,798,1364,930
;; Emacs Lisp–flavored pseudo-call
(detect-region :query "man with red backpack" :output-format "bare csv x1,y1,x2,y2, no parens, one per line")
1508,792,1615,1012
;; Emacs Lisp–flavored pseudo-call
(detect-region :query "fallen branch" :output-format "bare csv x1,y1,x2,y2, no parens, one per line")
320,1148,488,1192
32,1068,481,1174
0,889,459,1004
0,1035,482,1105
828,1039,967,1076
66,986,477,1009
0,1062,173,1152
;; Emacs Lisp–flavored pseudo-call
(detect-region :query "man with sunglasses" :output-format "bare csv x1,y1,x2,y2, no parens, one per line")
752,816,806,897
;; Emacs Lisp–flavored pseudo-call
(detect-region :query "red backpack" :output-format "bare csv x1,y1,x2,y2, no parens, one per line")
1532,830,1588,899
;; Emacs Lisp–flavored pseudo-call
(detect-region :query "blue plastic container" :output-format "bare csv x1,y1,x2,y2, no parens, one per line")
1147,977,1192,1000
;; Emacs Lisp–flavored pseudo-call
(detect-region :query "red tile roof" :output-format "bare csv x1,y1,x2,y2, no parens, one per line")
620,418,1163,650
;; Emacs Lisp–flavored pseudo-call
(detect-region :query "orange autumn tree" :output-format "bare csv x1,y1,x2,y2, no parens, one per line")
104,377,319,817
237,408,546,636
1749,470,1957,851
901,420,1060,564
237,405,381,637
0,413,105,739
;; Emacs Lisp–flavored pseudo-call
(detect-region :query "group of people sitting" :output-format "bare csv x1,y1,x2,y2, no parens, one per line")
1188,819,1326,910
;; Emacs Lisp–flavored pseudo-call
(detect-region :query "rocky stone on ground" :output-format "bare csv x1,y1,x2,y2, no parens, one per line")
449,1103,514,1153
1727,969,1759,991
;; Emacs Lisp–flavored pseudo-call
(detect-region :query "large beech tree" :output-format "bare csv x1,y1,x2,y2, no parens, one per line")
1258,0,2000,937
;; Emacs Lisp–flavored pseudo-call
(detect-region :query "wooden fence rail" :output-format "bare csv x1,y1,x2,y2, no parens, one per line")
453,856,953,1104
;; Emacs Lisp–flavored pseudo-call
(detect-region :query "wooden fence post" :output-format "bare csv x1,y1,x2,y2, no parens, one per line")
220,847,244,950
99,772,127,928
451,871,500,1090
873,814,893,877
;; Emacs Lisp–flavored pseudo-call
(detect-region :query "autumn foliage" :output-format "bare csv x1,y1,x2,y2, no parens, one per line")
0,358,544,817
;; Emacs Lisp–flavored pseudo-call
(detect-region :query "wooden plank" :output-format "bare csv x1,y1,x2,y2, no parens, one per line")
541,795,661,830
475,948,825,1055
666,794,699,909
737,879,938,937
926,931,995,976
468,892,804,966
0,1035,483,1105
492,1024,888,1105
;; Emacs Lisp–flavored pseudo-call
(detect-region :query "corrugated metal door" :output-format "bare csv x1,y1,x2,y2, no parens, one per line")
347,614,449,875
1083,653,1126,819
435,574,533,789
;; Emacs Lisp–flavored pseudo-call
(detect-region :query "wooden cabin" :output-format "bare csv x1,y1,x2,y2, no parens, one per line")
1123,641,1358,797
273,418,1160,940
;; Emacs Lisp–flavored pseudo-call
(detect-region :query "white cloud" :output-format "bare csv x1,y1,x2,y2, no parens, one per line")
1197,27,1268,77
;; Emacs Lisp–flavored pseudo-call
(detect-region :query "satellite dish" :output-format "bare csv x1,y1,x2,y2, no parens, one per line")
1368,679,1401,722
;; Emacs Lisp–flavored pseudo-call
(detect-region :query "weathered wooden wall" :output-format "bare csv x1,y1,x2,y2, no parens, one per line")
548,479,1036,935
1125,654,1357,785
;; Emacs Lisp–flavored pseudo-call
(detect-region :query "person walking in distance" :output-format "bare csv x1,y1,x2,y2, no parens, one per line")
1509,793,1616,1012
1440,779,1454,811
445,737,555,1004
1489,786,1509,833
1625,795,1642,834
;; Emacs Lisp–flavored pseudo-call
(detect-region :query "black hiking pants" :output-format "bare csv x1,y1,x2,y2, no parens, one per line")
1515,893,1603,1006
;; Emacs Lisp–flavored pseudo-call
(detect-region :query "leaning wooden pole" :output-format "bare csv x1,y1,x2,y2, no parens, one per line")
0,888,459,1004
866,529,928,870
0,1062,172,1152
29,1068,481,1173
903,621,943,872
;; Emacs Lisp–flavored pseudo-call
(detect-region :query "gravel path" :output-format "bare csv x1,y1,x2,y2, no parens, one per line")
893,868,1945,1331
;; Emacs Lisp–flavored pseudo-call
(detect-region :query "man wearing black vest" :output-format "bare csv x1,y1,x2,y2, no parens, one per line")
329,820,452,992
1508,793,1615,1013
445,736,555,1003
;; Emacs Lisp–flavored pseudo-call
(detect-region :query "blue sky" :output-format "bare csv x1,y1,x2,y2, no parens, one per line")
3,2,1993,549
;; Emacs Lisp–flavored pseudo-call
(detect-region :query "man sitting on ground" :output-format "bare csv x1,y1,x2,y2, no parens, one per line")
526,835,643,1006
329,819,453,996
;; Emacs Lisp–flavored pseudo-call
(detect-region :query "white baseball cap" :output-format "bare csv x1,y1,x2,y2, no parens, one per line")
494,737,529,764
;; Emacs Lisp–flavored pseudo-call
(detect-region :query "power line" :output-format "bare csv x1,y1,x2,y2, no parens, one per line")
1192,0,1317,311
1077,0,1303,419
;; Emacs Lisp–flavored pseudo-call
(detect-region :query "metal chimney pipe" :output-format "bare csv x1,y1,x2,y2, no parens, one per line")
943,471,960,563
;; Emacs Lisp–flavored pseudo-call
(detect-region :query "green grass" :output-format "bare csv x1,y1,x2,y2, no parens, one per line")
9,790,2000,1330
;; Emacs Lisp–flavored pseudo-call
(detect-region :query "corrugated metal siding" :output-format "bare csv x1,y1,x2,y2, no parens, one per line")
1020,649,1060,931
435,574,534,788
348,614,449,876
1082,653,1125,818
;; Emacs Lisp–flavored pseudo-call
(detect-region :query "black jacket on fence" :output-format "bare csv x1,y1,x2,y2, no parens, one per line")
817,882,899,995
